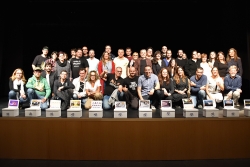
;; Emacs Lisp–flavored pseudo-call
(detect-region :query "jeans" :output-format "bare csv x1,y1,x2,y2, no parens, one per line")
27,88,48,110
103,91,124,110
9,90,28,104
73,93,87,107
190,90,206,107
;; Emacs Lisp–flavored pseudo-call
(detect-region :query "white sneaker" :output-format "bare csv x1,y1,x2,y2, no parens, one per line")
198,105,203,109
151,105,156,110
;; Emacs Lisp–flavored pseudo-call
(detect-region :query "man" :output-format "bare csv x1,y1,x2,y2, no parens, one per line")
224,65,242,106
72,68,88,107
101,67,124,110
122,67,139,109
26,67,51,110
125,47,133,61
185,50,201,78
161,46,167,59
137,66,161,109
55,51,71,80
32,46,49,70
176,49,187,68
105,45,116,60
163,49,172,67
146,47,153,60
41,62,57,98
70,48,89,79
190,67,207,109
68,48,77,62
54,70,75,110
134,49,152,76
87,49,99,73
113,49,129,78
82,46,89,59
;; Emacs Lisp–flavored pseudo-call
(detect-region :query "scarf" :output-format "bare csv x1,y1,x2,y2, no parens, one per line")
13,79,25,95
57,60,67,67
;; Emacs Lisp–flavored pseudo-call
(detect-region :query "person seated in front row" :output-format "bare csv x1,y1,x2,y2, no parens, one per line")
53,70,75,110
26,67,51,110
190,67,207,109
84,70,103,109
137,65,161,109
158,68,174,107
100,67,124,110
172,67,189,108
9,68,29,106
224,65,242,107
122,67,139,109
206,67,224,109
72,68,88,107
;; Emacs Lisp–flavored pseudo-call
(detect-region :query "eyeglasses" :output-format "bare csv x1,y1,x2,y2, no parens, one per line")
16,73,22,74
90,75,96,76
117,71,122,73
133,55,138,56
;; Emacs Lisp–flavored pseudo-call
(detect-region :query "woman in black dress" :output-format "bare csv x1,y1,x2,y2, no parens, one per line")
167,58,178,79
213,51,228,80
172,67,189,108
158,68,174,103
152,51,167,75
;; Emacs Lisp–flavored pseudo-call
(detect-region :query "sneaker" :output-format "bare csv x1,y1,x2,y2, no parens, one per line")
236,103,240,107
198,105,203,109
151,105,156,110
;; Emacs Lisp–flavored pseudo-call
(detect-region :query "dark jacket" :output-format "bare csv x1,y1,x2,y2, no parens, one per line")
134,58,152,76
152,60,167,75
184,59,201,78
41,71,57,93
9,78,27,93
227,58,243,76
53,79,75,95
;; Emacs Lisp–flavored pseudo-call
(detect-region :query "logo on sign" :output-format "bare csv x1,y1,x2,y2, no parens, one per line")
71,113,75,117
143,113,147,117
232,112,235,116
29,112,32,116
190,113,194,116
211,112,215,117
6,113,9,116
167,112,170,116
94,113,97,116
118,113,123,117
50,113,53,116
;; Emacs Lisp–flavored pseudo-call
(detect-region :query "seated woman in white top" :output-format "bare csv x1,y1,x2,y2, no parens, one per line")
85,70,103,109
200,53,211,77
206,67,224,109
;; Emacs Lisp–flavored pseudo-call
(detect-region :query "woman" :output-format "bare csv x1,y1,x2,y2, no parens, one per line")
226,48,243,76
152,51,167,75
172,67,189,108
55,51,71,80
167,58,178,78
98,51,115,94
200,53,211,77
208,51,216,68
45,51,58,72
158,68,174,107
127,52,139,76
213,51,228,79
9,68,28,105
85,70,103,109
206,67,224,109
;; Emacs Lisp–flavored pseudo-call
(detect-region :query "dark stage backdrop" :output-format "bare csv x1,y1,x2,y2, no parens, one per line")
0,1,250,98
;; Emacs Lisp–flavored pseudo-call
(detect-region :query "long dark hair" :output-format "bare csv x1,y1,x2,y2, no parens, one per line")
158,68,170,86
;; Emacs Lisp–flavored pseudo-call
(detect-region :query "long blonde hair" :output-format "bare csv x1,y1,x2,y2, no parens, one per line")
10,68,26,83
101,51,111,66
87,70,100,83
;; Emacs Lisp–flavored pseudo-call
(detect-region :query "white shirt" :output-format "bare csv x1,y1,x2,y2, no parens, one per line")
113,57,129,78
200,62,211,77
87,58,99,74
85,80,101,92
207,76,223,93
46,74,50,88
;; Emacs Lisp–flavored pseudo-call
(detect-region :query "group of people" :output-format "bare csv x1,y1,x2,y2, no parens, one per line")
8,45,243,110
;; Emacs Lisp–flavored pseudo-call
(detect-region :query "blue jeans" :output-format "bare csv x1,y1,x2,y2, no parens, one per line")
73,93,87,107
190,90,206,107
103,91,124,110
8,90,28,104
27,88,48,110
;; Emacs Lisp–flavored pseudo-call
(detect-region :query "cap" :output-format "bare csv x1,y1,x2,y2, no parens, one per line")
34,67,42,71
42,46,49,50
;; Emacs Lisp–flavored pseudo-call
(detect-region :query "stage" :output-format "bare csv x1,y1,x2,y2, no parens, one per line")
0,98,250,160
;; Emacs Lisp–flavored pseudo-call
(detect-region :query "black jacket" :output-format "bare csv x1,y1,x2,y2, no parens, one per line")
184,59,201,78
41,71,57,92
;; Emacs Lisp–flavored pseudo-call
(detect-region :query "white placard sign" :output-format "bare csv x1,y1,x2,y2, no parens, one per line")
49,100,61,108
161,100,172,109
115,101,126,109
182,98,194,109
223,100,234,109
139,100,150,109
69,100,81,108
203,100,214,109
30,99,41,108
8,99,19,108
91,100,102,109
244,99,250,108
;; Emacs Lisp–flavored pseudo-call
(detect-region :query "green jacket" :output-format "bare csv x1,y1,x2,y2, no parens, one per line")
26,75,51,98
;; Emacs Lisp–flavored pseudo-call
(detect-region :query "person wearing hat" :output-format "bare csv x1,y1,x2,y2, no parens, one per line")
26,67,51,110
32,46,49,70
